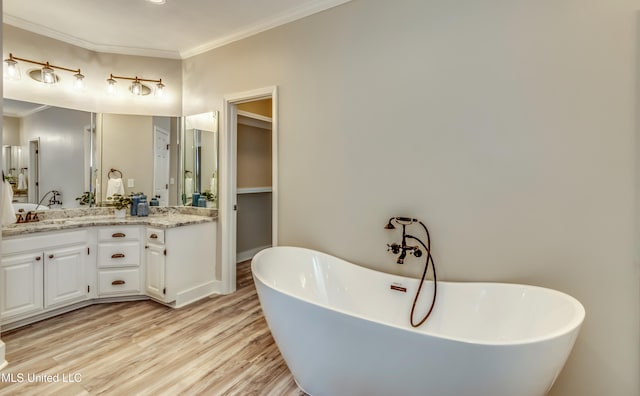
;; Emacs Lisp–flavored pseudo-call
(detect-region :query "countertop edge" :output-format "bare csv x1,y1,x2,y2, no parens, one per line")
2,215,216,238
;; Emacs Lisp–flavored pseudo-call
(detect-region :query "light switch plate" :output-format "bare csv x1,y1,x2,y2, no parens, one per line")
128,178,134,187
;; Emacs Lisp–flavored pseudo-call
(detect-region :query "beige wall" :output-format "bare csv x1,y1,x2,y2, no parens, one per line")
98,113,153,201
2,116,20,146
183,1,640,395
237,124,272,189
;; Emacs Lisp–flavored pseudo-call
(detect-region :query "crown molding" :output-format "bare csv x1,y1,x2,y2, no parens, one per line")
3,0,352,60
180,0,352,58
3,14,183,59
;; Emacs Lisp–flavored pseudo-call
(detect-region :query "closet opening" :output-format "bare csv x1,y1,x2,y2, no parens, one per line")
220,86,278,294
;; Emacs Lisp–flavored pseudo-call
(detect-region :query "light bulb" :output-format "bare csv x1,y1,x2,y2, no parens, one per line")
155,80,165,97
107,76,117,94
73,71,84,90
41,64,56,84
4,57,20,80
131,79,143,95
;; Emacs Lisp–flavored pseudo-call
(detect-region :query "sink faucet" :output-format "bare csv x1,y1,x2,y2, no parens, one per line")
34,190,62,211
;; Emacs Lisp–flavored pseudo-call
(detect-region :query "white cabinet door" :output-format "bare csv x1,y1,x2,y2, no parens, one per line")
0,253,44,320
44,245,88,308
145,244,166,301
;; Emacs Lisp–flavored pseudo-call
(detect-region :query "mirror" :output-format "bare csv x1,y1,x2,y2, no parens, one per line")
181,111,218,208
2,98,93,208
95,113,179,206
3,98,181,210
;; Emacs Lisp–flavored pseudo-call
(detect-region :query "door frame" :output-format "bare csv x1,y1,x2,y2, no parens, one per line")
153,125,170,206
220,86,278,294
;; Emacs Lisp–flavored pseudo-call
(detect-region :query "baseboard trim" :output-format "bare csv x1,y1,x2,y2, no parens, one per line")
173,280,222,308
237,245,271,263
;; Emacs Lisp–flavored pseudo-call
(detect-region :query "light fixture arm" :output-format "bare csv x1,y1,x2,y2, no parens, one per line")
107,73,165,96
7,53,81,75
108,73,162,84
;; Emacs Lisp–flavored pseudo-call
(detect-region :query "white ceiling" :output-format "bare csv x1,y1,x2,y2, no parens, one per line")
3,0,351,59
3,98,49,117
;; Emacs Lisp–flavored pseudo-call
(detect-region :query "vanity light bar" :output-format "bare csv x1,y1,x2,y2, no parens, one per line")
107,73,165,97
3,53,84,89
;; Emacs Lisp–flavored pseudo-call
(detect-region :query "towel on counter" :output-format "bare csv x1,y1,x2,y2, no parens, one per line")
17,173,27,190
185,177,194,197
1,180,16,225
106,177,125,199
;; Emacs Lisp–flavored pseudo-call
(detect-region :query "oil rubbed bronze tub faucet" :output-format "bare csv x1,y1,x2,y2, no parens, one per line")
384,216,438,327
385,217,423,264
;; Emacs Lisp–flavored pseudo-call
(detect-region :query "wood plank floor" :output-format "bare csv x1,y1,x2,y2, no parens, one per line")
0,261,306,396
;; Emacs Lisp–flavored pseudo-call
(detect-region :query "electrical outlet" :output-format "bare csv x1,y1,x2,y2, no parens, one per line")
128,178,134,188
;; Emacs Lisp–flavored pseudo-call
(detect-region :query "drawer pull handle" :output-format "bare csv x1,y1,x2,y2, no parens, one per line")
111,280,126,285
111,253,125,259
48,254,54,259
112,232,126,238
150,233,158,239
35,256,41,261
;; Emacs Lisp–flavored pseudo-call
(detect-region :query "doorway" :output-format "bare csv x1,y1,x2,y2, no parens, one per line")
221,86,278,294
153,126,170,206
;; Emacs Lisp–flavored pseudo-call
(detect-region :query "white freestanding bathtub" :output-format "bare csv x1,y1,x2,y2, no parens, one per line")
252,246,585,396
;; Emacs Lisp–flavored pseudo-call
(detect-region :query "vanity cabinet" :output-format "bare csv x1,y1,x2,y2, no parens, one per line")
145,222,216,307
97,227,143,296
1,215,217,328
145,228,166,300
0,230,91,324
44,244,89,308
0,253,43,320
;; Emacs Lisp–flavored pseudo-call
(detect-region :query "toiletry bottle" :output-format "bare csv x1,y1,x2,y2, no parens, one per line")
131,194,139,216
150,197,159,207
198,196,206,207
137,194,149,217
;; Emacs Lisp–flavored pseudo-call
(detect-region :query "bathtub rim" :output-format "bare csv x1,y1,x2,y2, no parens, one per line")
252,246,586,346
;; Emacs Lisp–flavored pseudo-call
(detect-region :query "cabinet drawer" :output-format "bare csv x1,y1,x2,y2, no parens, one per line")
146,228,165,244
97,242,140,268
98,269,141,296
98,227,141,242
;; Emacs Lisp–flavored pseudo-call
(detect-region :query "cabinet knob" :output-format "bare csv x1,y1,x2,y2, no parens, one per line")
111,280,126,285
111,253,125,259
35,256,41,261
112,232,126,238
48,254,54,259
150,234,158,239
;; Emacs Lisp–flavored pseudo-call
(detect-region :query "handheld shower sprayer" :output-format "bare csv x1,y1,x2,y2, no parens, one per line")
385,217,423,264
384,216,437,327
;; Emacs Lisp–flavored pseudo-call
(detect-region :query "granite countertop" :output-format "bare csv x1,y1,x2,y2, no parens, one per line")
3,206,217,237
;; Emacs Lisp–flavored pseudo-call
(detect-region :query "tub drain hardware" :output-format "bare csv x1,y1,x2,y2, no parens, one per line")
390,283,407,293
384,216,438,327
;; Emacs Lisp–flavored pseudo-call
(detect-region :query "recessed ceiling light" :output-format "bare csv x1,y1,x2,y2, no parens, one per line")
146,0,166,4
